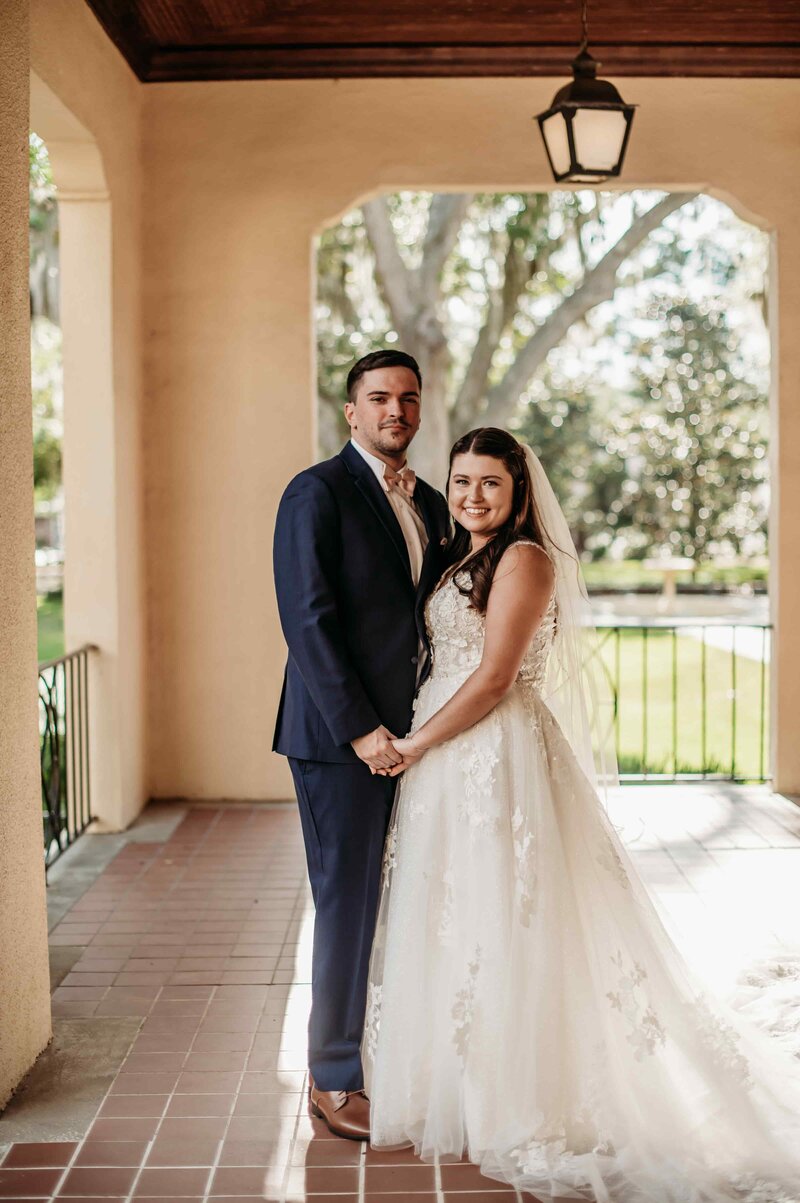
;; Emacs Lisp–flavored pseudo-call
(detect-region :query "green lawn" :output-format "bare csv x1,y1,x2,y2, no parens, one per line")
594,627,769,780
37,592,64,663
582,559,767,591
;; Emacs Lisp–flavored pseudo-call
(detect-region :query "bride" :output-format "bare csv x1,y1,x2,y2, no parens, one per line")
361,426,800,1202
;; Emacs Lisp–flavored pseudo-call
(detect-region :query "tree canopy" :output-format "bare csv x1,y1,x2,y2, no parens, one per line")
316,190,769,563
29,133,62,503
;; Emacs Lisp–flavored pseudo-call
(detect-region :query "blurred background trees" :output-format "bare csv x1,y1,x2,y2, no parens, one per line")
30,132,64,660
30,132,62,507
316,190,769,569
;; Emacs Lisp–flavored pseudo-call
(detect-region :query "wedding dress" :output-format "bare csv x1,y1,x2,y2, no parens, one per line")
362,547,800,1203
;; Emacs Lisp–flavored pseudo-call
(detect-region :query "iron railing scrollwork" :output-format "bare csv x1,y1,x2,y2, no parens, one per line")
38,644,98,873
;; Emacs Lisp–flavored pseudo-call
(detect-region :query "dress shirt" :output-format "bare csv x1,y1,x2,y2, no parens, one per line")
349,439,428,586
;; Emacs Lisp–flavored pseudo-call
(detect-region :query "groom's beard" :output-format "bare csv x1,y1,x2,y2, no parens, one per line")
369,425,416,457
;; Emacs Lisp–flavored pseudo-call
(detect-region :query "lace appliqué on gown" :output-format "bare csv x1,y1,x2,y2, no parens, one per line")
381,823,398,887
422,562,557,687
364,551,800,1203
692,991,754,1089
451,726,502,830
512,805,537,924
437,864,456,945
451,946,481,1061
594,824,631,888
363,982,382,1062
606,950,667,1061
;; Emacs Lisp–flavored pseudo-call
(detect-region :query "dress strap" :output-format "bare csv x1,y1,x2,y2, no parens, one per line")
512,537,555,565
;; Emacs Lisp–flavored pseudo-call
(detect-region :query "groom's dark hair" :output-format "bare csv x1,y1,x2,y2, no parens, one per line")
346,350,422,403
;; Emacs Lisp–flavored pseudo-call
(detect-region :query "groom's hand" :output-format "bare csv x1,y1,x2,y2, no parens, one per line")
351,726,405,773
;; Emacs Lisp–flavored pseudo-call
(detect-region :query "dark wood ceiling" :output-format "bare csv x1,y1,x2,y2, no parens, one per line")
82,1,800,82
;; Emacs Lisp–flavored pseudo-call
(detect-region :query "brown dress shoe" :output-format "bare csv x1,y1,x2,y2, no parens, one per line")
308,1074,371,1140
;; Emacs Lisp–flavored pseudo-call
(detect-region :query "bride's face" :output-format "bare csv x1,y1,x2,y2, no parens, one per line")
448,452,515,539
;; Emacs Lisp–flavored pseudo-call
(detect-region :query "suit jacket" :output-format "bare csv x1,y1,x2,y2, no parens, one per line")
272,440,451,763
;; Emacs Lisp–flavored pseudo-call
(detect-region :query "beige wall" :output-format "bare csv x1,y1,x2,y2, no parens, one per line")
31,0,146,830
20,2,800,807
0,0,52,1108
11,0,795,1115
141,76,800,800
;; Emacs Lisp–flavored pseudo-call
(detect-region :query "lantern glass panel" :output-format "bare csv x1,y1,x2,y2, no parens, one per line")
541,112,571,176
572,108,628,173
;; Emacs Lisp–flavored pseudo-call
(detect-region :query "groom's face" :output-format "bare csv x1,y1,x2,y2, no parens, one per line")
345,366,421,460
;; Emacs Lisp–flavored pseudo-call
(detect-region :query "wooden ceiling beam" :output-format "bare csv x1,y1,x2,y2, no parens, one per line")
81,0,800,82
142,42,800,82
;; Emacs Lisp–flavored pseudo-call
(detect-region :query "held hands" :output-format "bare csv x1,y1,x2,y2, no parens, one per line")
351,726,428,778
379,735,426,778
351,725,405,774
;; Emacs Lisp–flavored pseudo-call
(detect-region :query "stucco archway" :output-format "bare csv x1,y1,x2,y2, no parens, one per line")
129,76,800,805
312,179,779,779
31,72,130,832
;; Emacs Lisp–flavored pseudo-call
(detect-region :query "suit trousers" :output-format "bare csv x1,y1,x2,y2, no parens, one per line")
289,757,396,1092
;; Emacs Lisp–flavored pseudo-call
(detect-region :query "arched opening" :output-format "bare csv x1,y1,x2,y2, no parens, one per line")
29,131,63,658
314,188,772,783
30,72,125,833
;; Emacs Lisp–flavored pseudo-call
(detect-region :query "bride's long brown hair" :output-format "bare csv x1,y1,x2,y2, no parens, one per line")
445,428,572,614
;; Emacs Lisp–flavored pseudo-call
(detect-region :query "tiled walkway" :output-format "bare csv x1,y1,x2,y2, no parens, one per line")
2,788,799,1202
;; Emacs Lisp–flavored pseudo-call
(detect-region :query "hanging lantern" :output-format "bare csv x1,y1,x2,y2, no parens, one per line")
536,2,636,184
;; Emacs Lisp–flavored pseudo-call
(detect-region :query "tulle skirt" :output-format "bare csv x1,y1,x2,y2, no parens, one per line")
363,670,800,1202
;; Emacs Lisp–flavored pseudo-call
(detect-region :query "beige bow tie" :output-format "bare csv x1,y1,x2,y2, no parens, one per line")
382,465,416,499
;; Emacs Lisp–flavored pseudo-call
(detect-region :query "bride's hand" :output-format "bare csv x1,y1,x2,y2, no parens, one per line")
390,736,425,770
374,736,427,777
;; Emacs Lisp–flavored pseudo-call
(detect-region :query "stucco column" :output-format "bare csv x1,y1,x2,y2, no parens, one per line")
31,66,139,833
0,0,53,1107
57,192,125,830
772,224,800,796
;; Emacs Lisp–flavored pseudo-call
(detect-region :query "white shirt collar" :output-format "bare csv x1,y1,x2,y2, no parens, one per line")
349,437,407,483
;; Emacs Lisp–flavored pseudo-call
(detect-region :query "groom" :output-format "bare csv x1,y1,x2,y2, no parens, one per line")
272,350,450,1139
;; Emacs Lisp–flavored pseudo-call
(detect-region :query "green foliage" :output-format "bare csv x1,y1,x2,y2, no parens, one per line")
29,132,55,207
513,371,626,557
29,132,59,323
516,295,768,563
31,317,62,501
608,297,768,561
316,210,393,446
37,593,65,662
33,427,61,495
316,189,769,566
29,135,63,503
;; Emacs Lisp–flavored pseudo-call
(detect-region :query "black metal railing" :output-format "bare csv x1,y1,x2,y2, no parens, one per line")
592,622,771,784
38,644,98,872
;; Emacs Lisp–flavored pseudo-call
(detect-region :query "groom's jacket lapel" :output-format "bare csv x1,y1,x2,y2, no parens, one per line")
339,441,414,586
339,440,452,660
273,443,451,762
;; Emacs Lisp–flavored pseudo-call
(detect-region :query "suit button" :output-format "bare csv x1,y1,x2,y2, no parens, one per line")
411,655,419,664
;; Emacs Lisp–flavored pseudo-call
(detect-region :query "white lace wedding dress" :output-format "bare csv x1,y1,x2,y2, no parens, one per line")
362,553,800,1203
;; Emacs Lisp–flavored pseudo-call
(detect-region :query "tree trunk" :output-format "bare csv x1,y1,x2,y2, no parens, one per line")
362,194,473,487
317,394,346,461
358,191,698,484
482,193,697,428
409,339,451,488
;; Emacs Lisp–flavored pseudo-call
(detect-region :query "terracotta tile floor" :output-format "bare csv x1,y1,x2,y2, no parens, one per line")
0,808,529,1201
2,789,799,1201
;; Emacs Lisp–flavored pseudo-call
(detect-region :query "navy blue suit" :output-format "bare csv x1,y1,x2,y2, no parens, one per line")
272,440,450,1090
